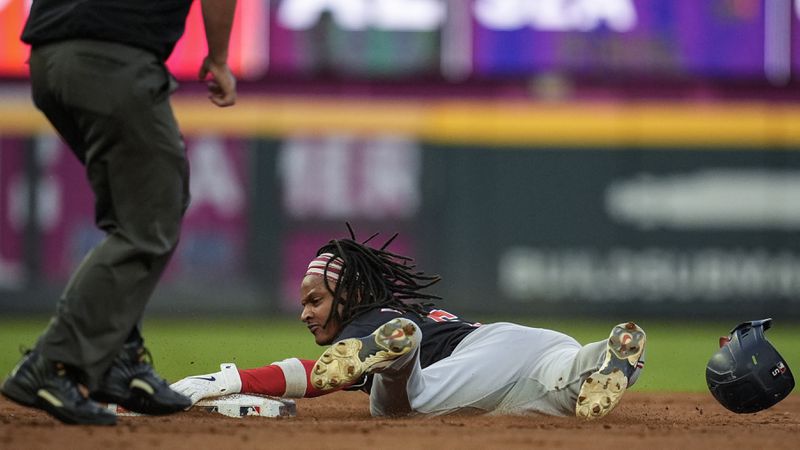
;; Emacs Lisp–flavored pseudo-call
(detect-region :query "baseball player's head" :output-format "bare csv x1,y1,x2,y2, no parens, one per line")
299,226,441,345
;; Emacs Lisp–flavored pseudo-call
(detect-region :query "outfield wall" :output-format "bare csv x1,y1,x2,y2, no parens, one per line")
1,96,798,318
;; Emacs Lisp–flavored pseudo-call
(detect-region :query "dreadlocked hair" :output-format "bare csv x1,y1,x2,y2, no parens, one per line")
317,224,442,328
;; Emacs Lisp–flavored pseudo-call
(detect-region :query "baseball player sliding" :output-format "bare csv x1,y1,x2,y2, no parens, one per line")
171,227,646,419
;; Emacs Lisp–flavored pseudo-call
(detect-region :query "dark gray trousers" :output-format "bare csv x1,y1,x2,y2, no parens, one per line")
29,39,190,390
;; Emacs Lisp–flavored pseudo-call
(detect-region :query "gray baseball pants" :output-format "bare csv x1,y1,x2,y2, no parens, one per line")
28,39,189,390
370,322,641,417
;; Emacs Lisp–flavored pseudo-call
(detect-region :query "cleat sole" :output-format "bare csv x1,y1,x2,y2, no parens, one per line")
576,322,646,420
310,318,416,391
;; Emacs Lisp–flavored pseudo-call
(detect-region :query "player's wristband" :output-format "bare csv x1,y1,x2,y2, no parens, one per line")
219,362,243,393
273,358,308,397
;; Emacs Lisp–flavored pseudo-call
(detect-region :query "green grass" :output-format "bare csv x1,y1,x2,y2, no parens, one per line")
1,316,798,393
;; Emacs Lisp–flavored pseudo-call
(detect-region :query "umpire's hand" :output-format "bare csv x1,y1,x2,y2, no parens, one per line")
199,57,237,107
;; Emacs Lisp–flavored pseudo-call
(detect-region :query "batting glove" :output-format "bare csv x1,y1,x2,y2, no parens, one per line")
170,363,242,406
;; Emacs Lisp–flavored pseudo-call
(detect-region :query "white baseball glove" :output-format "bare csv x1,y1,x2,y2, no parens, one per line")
170,363,242,406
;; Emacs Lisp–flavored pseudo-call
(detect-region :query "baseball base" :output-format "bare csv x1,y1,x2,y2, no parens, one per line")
195,394,297,418
105,394,296,418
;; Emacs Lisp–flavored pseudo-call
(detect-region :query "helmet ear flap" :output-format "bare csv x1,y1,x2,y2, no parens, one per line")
705,318,794,414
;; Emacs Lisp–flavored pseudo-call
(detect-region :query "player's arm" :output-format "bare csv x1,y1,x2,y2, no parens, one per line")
198,0,237,107
239,358,334,399
171,359,333,405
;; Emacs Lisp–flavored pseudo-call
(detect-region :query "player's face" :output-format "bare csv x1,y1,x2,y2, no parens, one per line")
299,275,343,345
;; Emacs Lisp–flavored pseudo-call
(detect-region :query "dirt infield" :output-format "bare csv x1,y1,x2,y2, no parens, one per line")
1,392,798,449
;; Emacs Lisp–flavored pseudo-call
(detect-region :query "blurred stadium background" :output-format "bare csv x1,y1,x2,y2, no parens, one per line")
1,0,799,337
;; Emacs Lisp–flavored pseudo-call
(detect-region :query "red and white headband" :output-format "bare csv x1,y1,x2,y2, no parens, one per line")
306,252,344,283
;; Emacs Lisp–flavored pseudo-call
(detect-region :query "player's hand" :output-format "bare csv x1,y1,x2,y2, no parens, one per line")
170,363,242,406
198,57,237,107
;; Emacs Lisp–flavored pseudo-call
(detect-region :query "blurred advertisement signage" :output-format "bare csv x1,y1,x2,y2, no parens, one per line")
475,153,800,307
21,135,250,284
0,138,26,289
473,0,767,77
606,170,800,230
274,0,634,31
276,0,445,31
0,0,28,77
268,0,440,77
473,0,637,31
794,0,800,74
0,0,268,79
272,0,791,80
2,0,796,81
512,169,800,303
278,134,421,220
500,246,800,303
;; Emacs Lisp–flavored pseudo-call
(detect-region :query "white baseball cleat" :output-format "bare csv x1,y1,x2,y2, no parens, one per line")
310,318,418,391
576,322,646,420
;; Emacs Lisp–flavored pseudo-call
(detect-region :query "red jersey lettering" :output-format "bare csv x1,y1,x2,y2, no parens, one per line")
427,309,459,323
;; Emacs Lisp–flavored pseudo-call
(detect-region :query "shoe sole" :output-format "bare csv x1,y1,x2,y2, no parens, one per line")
2,382,116,426
310,318,417,391
576,322,646,420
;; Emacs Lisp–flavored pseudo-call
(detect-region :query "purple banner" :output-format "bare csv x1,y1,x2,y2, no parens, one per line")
472,0,766,77
36,136,97,281
794,1,800,74
267,1,309,75
171,136,251,282
278,135,422,220
35,135,250,284
0,137,26,289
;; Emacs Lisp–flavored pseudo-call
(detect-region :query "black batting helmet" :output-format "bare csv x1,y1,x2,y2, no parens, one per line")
705,318,794,414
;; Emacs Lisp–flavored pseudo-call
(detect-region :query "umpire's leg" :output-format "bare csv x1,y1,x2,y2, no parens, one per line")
31,40,190,391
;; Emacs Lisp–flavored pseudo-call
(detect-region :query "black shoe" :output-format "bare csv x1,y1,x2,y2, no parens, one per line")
90,341,191,415
1,351,117,425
